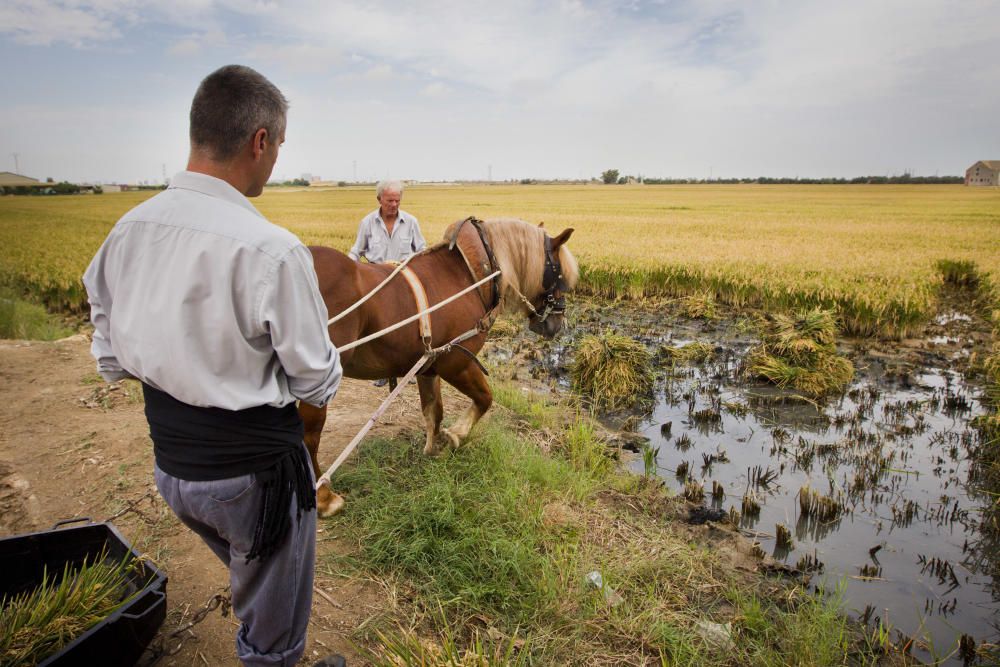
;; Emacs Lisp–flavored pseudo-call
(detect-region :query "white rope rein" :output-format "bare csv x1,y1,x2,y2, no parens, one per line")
327,253,419,326
317,327,483,489
334,270,500,353
315,350,430,489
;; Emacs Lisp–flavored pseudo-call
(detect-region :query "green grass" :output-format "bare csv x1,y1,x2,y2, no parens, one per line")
728,584,854,667
325,380,884,665
0,288,73,340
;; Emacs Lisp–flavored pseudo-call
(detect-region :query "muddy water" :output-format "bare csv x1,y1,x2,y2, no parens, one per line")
509,305,998,663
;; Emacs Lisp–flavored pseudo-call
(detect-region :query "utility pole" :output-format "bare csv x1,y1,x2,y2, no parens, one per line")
352,160,357,182
12,153,20,174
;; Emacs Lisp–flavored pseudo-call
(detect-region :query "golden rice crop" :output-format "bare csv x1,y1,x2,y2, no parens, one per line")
2,184,998,337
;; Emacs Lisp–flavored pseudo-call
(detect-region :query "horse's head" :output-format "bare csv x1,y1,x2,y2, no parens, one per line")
525,227,577,339
477,218,579,339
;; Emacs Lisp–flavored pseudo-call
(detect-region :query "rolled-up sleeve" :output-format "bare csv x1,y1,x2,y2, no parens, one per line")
347,219,367,261
411,218,426,253
82,243,133,382
260,245,342,407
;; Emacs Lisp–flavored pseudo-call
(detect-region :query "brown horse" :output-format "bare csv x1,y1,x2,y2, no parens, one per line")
300,217,578,516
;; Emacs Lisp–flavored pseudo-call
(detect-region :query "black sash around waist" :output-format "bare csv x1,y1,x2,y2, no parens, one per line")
142,383,316,563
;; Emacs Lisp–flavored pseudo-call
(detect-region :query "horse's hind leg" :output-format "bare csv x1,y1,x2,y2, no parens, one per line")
439,362,492,450
417,374,445,456
299,401,345,517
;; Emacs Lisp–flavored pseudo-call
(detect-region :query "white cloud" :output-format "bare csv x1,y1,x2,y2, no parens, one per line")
364,64,393,80
167,30,227,56
2,0,999,181
0,1,122,46
419,82,450,97
243,41,345,73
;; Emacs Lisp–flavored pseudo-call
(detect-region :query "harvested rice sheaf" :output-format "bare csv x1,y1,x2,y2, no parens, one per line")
658,341,714,364
744,308,854,398
571,332,653,411
0,551,141,665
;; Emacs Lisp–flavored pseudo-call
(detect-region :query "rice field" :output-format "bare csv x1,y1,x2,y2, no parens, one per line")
1,184,998,337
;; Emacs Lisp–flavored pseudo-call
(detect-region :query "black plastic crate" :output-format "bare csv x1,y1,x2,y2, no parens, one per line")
0,519,167,667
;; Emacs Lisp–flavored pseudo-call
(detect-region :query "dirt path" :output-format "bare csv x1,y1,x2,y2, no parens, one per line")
0,335,432,666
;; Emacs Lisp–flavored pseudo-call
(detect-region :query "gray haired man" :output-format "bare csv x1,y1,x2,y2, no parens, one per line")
347,179,426,263
83,65,346,667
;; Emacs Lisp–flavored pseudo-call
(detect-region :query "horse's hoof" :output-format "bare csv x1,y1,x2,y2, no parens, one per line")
317,491,345,518
423,442,442,456
442,429,462,450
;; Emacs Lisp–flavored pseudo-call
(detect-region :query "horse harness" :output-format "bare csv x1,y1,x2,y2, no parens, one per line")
390,216,564,381
447,216,503,329
535,233,568,324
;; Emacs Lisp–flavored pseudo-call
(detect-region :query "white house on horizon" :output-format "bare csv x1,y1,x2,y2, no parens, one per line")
965,161,1000,186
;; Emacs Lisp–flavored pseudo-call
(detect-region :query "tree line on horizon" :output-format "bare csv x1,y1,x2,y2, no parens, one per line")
599,168,963,185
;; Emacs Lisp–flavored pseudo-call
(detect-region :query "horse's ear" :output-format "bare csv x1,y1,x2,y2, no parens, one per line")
551,228,574,249
538,221,544,228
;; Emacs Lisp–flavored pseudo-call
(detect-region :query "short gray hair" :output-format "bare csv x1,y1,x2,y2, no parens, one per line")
376,180,404,199
189,65,288,161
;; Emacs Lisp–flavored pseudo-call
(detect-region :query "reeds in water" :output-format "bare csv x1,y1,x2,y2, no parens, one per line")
684,480,705,503
775,523,793,550
798,485,845,522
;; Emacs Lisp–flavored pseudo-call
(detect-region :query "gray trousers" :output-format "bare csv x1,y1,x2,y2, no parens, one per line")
154,451,316,667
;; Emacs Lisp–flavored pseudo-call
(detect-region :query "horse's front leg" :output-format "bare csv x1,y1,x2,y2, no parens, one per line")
299,401,345,517
438,362,492,449
417,374,445,455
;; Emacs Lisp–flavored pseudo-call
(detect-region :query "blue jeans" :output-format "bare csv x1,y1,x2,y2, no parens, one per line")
154,447,317,667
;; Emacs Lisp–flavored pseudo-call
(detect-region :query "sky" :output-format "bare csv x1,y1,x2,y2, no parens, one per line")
2,0,999,184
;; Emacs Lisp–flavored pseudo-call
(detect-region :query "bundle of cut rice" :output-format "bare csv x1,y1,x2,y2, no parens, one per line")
571,332,653,410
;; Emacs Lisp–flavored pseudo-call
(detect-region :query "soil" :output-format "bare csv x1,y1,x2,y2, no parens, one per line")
0,334,430,667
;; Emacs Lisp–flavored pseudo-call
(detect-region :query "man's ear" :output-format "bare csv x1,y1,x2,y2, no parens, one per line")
252,128,268,160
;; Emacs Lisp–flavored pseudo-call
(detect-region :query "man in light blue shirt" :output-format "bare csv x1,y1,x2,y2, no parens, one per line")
347,180,426,263
83,65,346,667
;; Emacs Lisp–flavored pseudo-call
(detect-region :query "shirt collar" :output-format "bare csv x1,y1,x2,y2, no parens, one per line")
376,210,406,226
169,171,264,218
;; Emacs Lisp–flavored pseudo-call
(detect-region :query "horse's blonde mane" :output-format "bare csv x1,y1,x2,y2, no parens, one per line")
480,218,579,315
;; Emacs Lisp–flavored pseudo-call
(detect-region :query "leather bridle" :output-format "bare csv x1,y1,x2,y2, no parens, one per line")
532,235,566,324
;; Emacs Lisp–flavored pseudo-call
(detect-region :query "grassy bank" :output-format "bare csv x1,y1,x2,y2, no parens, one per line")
323,382,886,665
0,287,74,340
2,185,998,337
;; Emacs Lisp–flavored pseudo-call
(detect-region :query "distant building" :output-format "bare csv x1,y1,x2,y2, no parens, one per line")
0,171,45,188
965,161,1000,186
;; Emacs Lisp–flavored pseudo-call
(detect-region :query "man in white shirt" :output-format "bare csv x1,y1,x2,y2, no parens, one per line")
83,65,345,667
347,180,426,263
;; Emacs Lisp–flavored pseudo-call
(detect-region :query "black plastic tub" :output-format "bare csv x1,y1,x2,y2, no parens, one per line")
0,518,167,667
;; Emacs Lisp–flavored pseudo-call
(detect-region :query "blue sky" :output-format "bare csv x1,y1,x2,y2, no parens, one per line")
2,0,998,184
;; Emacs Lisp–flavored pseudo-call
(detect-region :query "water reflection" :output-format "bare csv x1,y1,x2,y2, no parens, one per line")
500,322,999,664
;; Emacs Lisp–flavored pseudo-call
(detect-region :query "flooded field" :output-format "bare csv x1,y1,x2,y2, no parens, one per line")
494,301,999,664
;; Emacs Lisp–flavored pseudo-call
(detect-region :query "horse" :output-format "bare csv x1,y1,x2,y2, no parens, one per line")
300,217,579,516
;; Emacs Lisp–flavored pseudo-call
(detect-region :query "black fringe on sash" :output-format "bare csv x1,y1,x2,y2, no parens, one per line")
246,445,317,563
